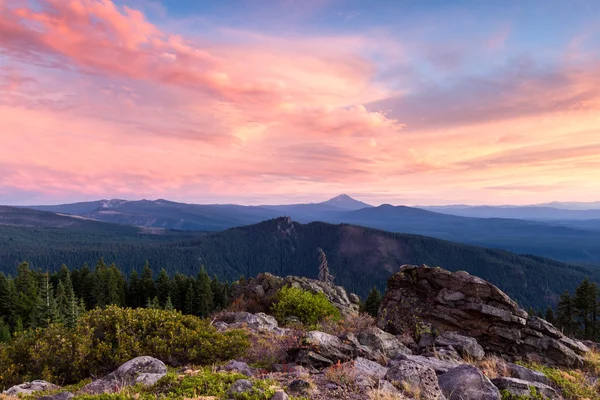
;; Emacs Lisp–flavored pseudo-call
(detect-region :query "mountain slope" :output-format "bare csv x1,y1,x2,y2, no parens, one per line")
421,205,600,220
0,216,595,309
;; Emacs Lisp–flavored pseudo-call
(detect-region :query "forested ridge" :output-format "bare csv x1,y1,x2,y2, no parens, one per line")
1,217,598,309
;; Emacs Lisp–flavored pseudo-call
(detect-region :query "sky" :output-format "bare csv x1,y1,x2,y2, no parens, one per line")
1,0,600,206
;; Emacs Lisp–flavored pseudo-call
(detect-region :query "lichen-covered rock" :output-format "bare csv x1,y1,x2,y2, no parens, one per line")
80,356,167,394
3,380,59,396
389,354,462,375
357,327,412,358
438,365,500,400
506,363,550,385
218,360,256,377
435,331,485,361
215,311,287,334
384,360,445,399
228,379,253,395
270,391,290,400
288,379,311,395
491,377,559,399
378,265,589,367
231,272,360,317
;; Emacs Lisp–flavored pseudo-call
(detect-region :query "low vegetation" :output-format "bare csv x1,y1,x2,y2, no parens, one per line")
271,286,341,326
0,306,249,388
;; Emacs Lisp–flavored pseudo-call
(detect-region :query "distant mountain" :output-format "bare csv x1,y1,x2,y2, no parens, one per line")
26,199,128,215
0,216,595,309
318,194,372,210
420,205,600,221
532,201,600,210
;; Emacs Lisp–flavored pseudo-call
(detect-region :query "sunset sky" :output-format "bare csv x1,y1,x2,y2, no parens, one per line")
1,0,600,206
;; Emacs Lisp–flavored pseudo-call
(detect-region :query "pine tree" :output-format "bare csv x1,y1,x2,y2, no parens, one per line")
193,267,213,318
211,275,228,311
141,262,155,306
184,283,195,315
156,268,171,307
37,272,60,327
545,306,555,324
164,296,174,311
556,290,577,336
365,286,382,317
14,262,39,327
128,270,142,308
573,278,599,340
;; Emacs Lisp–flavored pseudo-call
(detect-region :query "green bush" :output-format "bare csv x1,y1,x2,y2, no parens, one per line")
0,306,249,388
271,286,341,326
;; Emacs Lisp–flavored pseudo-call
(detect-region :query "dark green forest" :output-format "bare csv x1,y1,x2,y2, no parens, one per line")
0,259,230,338
1,218,598,309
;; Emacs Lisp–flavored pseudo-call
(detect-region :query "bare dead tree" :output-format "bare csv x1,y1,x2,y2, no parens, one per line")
317,247,334,284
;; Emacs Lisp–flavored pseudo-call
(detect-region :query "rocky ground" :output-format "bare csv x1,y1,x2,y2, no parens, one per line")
2,265,600,399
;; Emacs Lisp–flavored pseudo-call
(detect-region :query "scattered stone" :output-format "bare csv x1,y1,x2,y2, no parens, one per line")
3,380,59,396
375,379,403,396
270,391,289,400
228,379,253,395
214,321,229,331
357,327,412,358
438,365,500,400
435,331,485,361
354,357,389,380
422,345,462,362
219,360,256,377
80,356,167,394
288,379,311,394
507,363,550,385
384,359,444,399
378,265,589,367
491,377,559,399
38,393,74,400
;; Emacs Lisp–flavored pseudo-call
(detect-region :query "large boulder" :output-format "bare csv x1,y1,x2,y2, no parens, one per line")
491,377,559,399
438,365,500,400
384,360,445,399
214,312,288,334
506,363,550,385
388,354,462,375
231,271,360,317
3,380,59,396
80,356,167,394
434,331,485,361
378,265,589,367
357,327,412,359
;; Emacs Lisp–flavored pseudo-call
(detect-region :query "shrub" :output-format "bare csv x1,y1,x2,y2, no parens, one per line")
0,306,249,388
270,286,341,326
518,361,599,400
241,329,303,370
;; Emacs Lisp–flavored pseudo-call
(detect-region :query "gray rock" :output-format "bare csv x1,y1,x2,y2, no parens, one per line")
389,354,462,374
80,356,167,394
384,360,444,399
3,380,59,396
38,393,74,400
378,265,588,367
438,365,500,400
435,331,485,361
270,391,289,400
357,328,412,358
214,321,229,331
219,360,256,377
228,379,253,394
507,363,550,385
288,379,311,394
375,379,403,396
492,377,559,399
354,357,389,380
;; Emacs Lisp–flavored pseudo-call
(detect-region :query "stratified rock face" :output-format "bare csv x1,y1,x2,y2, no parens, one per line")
378,265,589,367
231,273,360,316
80,356,167,394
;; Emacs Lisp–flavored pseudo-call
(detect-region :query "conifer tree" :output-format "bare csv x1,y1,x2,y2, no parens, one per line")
545,306,555,324
37,272,60,327
194,267,213,318
128,270,142,308
156,268,171,307
164,296,174,311
141,262,155,306
556,290,577,336
365,286,382,317
184,283,195,315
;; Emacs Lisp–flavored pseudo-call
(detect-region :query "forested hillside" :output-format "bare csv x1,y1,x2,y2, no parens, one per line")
1,217,596,309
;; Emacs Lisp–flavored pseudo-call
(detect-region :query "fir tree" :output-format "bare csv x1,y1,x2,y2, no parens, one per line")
128,270,142,308
37,272,60,328
365,286,382,317
164,296,174,311
194,267,213,318
155,268,171,307
545,306,555,324
556,290,577,335
141,262,155,306
184,283,195,315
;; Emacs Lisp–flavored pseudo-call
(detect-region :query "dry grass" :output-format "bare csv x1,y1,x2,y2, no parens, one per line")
477,356,509,379
317,313,377,335
368,383,410,400
239,328,303,370
324,361,358,389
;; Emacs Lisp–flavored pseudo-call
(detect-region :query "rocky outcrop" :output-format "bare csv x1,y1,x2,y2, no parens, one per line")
389,354,462,375
213,311,288,335
378,265,589,367
231,273,360,316
80,356,167,394
3,380,59,396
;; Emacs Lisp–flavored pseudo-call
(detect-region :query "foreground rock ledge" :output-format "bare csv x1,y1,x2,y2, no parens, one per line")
378,264,589,367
